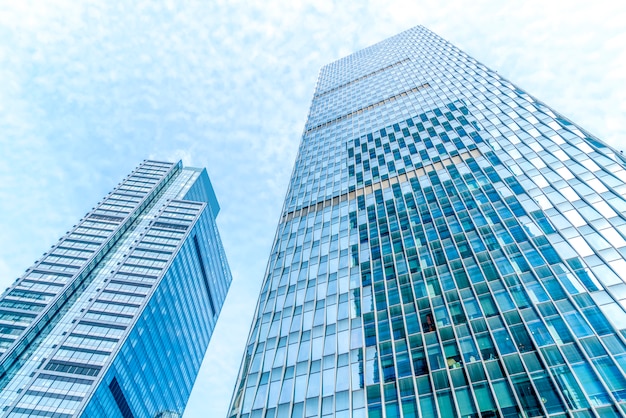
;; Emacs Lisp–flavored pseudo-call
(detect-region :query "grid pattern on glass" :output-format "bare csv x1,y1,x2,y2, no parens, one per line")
0,164,232,418
314,59,411,99
2,199,203,417
228,25,626,418
0,160,177,366
305,84,430,134
81,180,231,418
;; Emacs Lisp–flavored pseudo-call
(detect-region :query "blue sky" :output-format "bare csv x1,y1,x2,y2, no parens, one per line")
0,0,625,416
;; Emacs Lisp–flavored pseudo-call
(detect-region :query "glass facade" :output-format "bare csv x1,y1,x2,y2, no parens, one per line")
0,160,232,417
228,26,626,418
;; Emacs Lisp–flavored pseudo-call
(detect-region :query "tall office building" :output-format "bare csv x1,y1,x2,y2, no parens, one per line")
0,160,232,417
229,26,626,418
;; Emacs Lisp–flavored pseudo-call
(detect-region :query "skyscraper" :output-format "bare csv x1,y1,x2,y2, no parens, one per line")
228,25,626,418
0,160,231,417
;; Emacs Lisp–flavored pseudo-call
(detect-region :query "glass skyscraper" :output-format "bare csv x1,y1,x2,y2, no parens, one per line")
228,26,626,418
0,160,232,417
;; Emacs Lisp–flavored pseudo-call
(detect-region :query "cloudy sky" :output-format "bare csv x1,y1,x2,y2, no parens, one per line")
0,0,625,416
